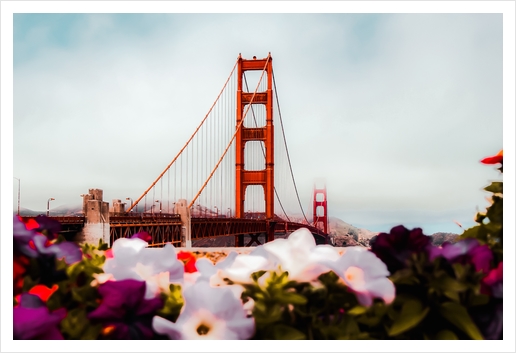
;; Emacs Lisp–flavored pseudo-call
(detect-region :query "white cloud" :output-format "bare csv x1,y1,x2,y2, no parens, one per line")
11,13,504,232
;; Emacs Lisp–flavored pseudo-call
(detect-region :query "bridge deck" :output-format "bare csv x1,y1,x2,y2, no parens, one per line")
20,214,329,247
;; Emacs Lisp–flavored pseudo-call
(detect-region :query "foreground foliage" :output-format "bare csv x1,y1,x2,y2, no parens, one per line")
13,151,503,340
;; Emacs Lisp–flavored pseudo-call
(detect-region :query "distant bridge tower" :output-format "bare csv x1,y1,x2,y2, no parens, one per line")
235,54,274,220
313,184,328,234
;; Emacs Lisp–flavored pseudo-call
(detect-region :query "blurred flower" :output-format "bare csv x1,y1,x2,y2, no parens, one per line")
32,215,62,240
481,261,503,298
87,279,163,339
27,284,59,303
195,251,238,284
480,150,503,165
152,281,254,340
32,234,82,265
13,294,66,340
13,253,30,296
131,231,152,242
13,216,39,257
429,238,493,274
103,238,184,299
90,273,115,287
370,225,432,273
217,252,272,284
262,228,339,282
323,247,395,306
13,215,81,265
177,251,197,273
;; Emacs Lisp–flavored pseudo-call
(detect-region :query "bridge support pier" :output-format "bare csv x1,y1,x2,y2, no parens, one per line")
175,199,191,248
235,234,244,247
79,189,110,246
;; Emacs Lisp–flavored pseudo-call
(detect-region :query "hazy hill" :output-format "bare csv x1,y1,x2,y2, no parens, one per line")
18,204,82,217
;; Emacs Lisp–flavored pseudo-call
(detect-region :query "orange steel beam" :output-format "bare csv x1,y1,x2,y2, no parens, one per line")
235,53,274,221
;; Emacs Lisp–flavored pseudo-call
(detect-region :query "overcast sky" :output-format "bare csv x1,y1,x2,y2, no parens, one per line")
5,7,509,235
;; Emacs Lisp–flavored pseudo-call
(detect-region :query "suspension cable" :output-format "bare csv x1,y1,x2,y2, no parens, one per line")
189,56,271,208
272,68,309,224
127,58,239,212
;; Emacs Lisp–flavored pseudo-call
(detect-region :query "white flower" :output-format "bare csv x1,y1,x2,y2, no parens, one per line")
262,228,340,282
152,281,255,340
102,238,184,298
217,252,273,284
323,247,395,306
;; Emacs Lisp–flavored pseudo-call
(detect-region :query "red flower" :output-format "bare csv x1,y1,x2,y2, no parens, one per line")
14,284,59,305
29,284,59,302
13,253,30,296
23,218,40,230
177,251,197,273
480,150,503,165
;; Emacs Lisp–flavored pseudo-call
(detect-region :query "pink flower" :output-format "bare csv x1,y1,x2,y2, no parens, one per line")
323,247,395,306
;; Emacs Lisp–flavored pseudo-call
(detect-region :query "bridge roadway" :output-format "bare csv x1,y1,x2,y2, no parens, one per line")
21,214,328,248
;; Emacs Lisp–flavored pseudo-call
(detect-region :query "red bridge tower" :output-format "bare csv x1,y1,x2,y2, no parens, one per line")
313,184,328,234
235,54,274,220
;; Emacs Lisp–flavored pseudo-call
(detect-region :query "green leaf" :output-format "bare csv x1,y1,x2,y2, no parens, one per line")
435,330,458,340
431,275,469,293
275,292,307,305
468,293,489,307
347,305,367,316
484,182,502,194
388,299,429,337
439,302,483,340
268,324,306,340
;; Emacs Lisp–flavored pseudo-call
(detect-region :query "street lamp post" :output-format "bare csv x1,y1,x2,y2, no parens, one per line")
227,208,231,218
214,206,219,218
126,197,133,213
13,177,20,216
155,200,162,214
47,198,55,216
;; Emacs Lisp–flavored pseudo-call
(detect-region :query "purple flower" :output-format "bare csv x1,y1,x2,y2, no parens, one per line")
13,216,81,265
13,294,66,340
33,215,62,240
370,225,432,273
13,216,39,257
429,238,493,274
32,234,82,265
87,279,164,339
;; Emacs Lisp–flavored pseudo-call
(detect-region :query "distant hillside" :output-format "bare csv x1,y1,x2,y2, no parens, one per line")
18,204,82,217
430,232,460,246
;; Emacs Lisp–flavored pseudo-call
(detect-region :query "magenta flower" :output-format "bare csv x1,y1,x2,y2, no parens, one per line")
429,238,493,274
87,279,164,339
13,294,66,340
482,261,503,298
370,225,432,273
130,231,152,242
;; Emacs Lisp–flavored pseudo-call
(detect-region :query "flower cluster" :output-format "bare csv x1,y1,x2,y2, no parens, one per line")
12,151,503,340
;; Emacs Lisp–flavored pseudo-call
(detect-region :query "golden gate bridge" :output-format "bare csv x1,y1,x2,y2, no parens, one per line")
22,54,330,248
